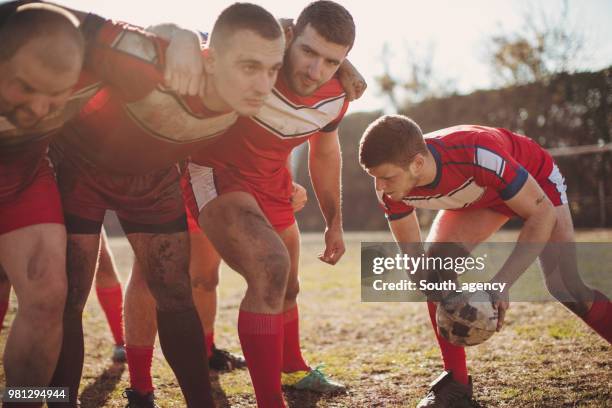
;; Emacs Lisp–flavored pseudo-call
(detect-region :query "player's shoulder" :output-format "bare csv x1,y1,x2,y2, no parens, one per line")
425,125,507,149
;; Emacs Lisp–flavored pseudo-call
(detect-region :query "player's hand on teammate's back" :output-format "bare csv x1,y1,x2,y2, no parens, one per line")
164,28,204,96
318,226,346,265
338,59,367,101
291,182,308,212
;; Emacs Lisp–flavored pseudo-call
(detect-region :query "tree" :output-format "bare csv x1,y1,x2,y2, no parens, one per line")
486,0,586,86
375,42,456,112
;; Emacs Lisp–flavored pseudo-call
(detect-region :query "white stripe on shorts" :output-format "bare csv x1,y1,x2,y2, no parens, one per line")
548,164,568,205
187,162,219,212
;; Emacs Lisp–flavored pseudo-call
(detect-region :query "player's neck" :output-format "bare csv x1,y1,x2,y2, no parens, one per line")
200,79,232,113
417,150,438,187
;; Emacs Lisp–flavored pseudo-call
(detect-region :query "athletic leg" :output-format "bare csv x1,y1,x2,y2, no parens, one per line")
126,230,214,407
94,228,126,357
48,231,100,407
539,205,611,342
124,258,158,397
200,192,289,408
0,224,67,387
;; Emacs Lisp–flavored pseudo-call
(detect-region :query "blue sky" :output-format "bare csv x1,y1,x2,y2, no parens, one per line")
59,0,612,113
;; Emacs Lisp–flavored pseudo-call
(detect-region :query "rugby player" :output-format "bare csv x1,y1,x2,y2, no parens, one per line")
359,114,612,407
47,4,285,407
169,1,358,406
0,1,176,400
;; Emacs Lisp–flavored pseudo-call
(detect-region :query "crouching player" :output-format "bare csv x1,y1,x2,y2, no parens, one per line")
359,115,611,407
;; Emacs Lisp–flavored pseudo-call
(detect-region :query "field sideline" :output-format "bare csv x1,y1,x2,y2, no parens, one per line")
1,230,610,407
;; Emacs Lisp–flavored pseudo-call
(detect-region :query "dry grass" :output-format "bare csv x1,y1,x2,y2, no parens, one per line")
0,230,610,407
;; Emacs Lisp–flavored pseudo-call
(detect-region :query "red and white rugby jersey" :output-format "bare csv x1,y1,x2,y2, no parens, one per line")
56,24,237,175
380,125,555,220
191,72,349,179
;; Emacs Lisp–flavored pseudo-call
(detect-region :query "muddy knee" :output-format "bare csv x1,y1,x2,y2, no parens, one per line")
250,251,290,310
146,275,194,311
20,277,67,328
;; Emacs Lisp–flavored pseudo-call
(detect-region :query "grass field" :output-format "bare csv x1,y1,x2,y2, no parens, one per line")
1,230,610,407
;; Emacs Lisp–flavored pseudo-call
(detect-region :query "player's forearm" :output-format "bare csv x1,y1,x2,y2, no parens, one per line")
491,204,556,288
309,148,342,228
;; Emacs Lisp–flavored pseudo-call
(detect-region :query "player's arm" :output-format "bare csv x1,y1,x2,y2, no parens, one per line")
81,17,202,101
38,2,203,96
337,59,367,101
489,174,556,328
388,212,436,295
308,129,345,265
388,211,422,242
146,23,204,96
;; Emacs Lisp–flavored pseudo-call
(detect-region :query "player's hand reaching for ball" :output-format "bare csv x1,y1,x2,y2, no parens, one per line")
318,225,345,265
290,182,307,212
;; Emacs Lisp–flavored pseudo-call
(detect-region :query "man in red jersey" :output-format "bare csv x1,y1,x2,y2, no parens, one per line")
0,3,84,397
161,1,358,406
48,4,286,407
359,114,612,408
0,2,196,400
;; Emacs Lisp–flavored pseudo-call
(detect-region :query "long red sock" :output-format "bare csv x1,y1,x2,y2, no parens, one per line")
282,306,310,373
238,310,285,408
427,302,469,385
582,290,612,344
205,332,214,358
126,345,154,395
96,284,125,346
0,300,8,334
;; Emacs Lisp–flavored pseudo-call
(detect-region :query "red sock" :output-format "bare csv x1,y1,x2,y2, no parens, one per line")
582,290,612,344
427,302,469,385
126,345,154,395
282,306,310,373
96,284,125,346
238,310,285,408
0,300,8,334
205,331,214,358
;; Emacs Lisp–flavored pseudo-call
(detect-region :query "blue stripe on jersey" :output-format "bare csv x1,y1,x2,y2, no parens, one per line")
499,166,528,200
386,209,414,221
423,144,443,189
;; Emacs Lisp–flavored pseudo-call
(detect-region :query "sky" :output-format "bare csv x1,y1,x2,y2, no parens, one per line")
58,0,612,114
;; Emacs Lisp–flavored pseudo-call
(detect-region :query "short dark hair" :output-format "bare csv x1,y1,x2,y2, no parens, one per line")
294,1,355,50
359,114,427,169
210,3,283,52
0,3,83,65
